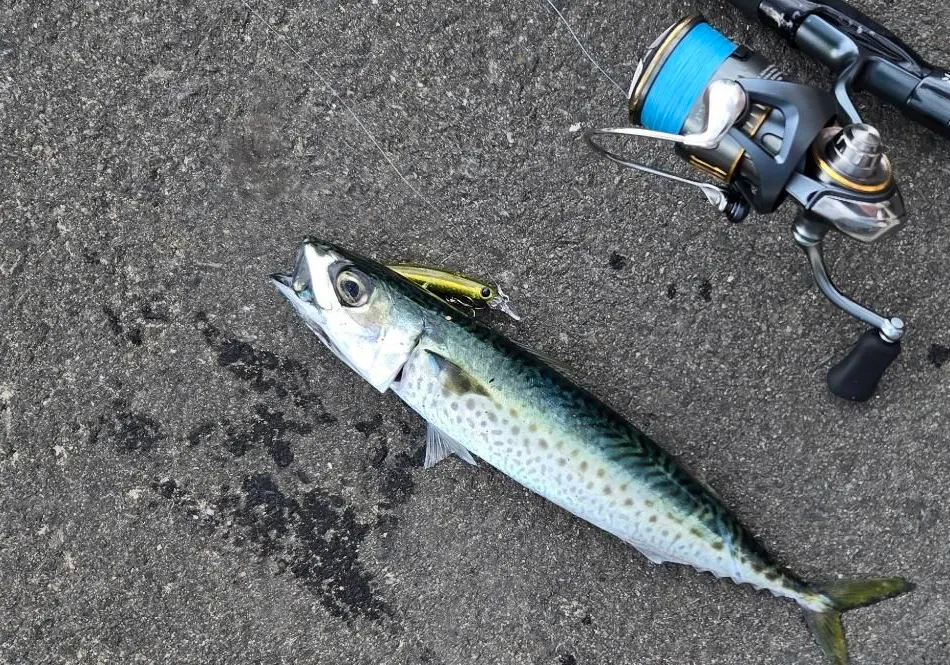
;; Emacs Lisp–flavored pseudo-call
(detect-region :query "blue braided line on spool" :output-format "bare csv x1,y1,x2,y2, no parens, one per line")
640,22,736,134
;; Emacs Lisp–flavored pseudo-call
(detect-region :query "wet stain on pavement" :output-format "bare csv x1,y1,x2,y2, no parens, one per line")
607,251,628,271
378,449,423,510
353,412,423,511
151,473,387,621
369,442,389,468
95,399,164,452
196,312,337,420
127,316,407,621
928,343,949,368
354,413,384,436
379,449,425,509
222,404,313,468
102,306,143,347
185,407,318,468
699,279,712,302
186,422,217,447
126,316,437,621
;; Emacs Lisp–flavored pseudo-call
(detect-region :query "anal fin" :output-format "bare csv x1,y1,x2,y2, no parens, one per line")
620,537,687,566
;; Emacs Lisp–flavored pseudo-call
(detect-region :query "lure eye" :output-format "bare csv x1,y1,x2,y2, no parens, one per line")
334,268,372,307
480,286,492,299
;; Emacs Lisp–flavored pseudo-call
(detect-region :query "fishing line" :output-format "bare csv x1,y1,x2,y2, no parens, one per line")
541,0,626,99
239,1,443,218
639,23,735,133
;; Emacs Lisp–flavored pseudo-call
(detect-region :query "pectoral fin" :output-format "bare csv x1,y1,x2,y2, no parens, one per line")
425,424,477,469
425,350,491,397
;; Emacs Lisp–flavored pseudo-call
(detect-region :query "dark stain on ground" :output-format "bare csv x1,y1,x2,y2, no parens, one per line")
370,443,389,468
558,654,578,665
699,279,712,302
355,412,423,510
928,343,949,368
223,404,314,468
581,614,592,625
152,473,388,621
378,448,424,510
136,317,427,620
291,484,384,619
378,453,414,507
186,406,314,468
234,474,292,556
372,415,426,511
196,312,337,421
354,413,384,436
608,251,628,271
96,399,164,452
186,422,217,447
102,306,143,346
666,283,677,299
139,302,170,322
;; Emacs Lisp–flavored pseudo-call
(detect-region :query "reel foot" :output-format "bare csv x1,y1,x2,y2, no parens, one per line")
827,329,901,401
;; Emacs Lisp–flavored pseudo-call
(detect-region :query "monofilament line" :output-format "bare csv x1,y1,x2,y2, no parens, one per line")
542,0,626,98
240,1,443,218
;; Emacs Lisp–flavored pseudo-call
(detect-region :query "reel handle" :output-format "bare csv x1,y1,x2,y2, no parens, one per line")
827,328,901,401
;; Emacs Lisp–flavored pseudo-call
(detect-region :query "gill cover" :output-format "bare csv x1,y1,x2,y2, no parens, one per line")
271,242,424,393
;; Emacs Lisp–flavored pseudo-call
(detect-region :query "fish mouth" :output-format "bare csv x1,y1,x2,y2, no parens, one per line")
269,242,338,309
270,272,293,288
269,270,325,332
270,271,305,311
269,266,353,373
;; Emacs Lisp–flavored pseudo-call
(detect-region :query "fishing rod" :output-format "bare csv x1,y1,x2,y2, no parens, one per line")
585,14,914,402
728,0,950,139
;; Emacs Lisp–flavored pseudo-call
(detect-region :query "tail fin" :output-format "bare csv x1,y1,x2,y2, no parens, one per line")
805,577,914,665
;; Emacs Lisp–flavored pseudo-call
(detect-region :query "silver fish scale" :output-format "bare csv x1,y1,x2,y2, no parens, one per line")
392,337,816,608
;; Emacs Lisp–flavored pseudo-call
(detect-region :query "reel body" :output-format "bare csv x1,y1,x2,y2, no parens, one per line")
587,15,910,401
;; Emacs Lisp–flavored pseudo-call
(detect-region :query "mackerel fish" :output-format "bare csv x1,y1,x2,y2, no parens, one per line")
271,241,911,665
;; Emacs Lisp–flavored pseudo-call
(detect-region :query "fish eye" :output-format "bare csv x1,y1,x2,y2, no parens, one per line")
334,268,372,307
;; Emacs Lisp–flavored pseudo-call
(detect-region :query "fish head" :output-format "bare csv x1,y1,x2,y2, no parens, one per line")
271,241,425,392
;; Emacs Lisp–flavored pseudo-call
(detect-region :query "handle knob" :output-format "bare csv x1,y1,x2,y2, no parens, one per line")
827,328,901,401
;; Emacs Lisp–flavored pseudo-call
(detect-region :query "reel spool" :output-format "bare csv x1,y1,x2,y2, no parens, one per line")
587,15,909,401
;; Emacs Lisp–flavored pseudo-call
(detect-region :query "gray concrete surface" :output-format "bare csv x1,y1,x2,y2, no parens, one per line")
1,0,949,663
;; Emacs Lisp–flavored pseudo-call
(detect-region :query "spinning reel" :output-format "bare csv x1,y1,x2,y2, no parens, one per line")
586,14,909,401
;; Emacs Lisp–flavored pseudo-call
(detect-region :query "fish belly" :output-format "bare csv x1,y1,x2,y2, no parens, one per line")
392,346,739,576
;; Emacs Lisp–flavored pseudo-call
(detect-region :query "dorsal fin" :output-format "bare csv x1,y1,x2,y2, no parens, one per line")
506,338,578,380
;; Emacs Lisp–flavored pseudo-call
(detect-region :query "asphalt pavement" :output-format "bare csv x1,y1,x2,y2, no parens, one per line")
1,0,949,663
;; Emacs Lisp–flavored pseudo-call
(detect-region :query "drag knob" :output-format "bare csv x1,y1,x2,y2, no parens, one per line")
815,123,893,190
826,328,902,401
828,124,884,178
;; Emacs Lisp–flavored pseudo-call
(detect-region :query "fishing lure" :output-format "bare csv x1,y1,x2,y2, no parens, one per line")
387,264,521,321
